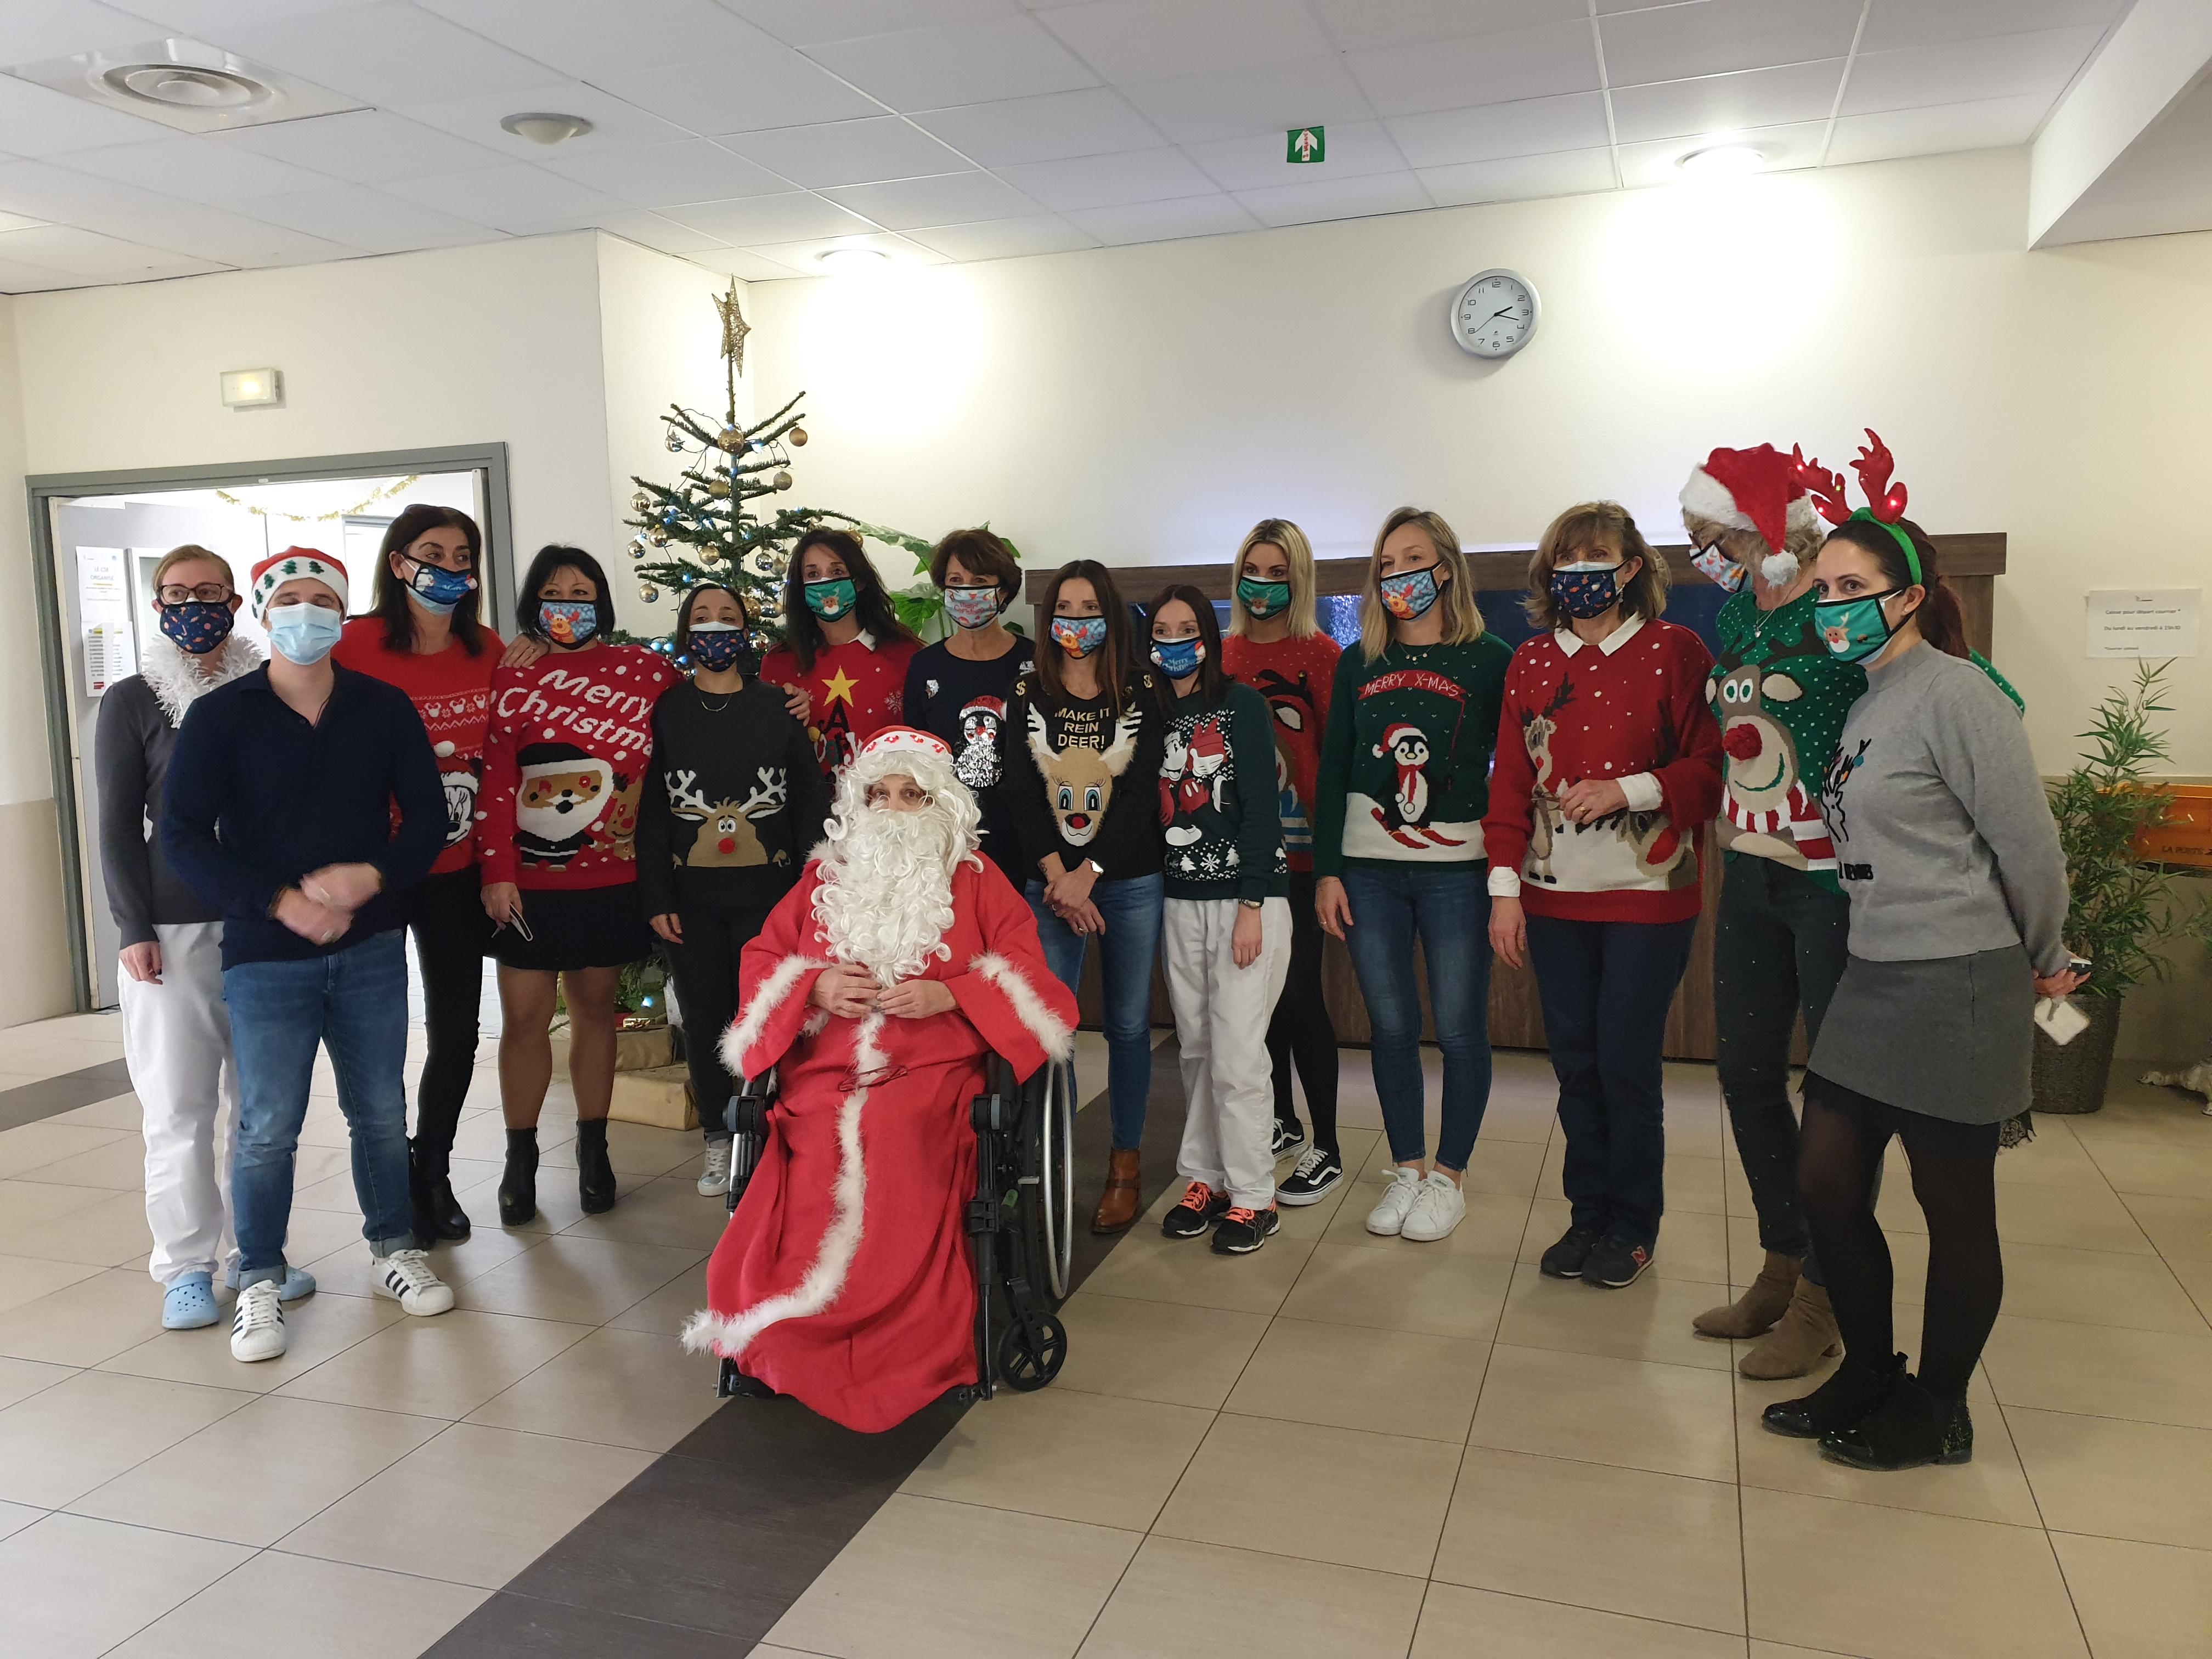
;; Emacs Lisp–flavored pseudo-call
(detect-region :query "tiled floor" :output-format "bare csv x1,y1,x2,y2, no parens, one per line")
0,1010,2207,1658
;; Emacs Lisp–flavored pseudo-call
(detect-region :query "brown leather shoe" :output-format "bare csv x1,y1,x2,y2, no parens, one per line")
1091,1147,1142,1235
1692,1250,1800,1340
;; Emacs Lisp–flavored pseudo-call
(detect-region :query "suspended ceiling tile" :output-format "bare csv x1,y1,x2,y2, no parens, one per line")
409,0,768,80
0,157,177,223
807,15,1100,110
56,133,336,203
681,245,810,281
209,109,512,185
1184,120,1407,193
1840,26,2107,117
229,179,494,250
211,0,562,108
591,48,880,137
1856,0,2126,55
1308,0,1590,54
817,169,1039,230
902,212,1099,261
993,145,1222,212
396,81,691,161
1037,0,1334,83
1385,90,1610,170
657,189,878,245
1118,54,1379,146
0,73,175,160
0,221,224,276
537,139,790,209
80,198,365,263
104,1,366,28
1059,191,1262,245
719,0,1019,52
907,87,1161,167
552,207,728,255
1233,166,1431,228
735,229,947,270
720,117,969,191
0,254,91,291
1347,16,1602,117
1417,144,1616,208
1598,0,1863,88
1608,58,1848,146
1825,92,2052,167
381,162,628,233
0,0,161,65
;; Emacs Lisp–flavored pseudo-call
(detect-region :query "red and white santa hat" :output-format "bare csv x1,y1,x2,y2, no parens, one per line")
249,546,349,619
1679,445,1818,554
857,726,952,765
1375,721,1424,757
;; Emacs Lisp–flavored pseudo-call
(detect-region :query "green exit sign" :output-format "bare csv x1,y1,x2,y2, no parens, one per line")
1286,125,1325,163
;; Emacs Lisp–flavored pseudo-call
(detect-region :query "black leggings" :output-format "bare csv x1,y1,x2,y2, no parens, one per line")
668,905,772,1144
405,866,495,1177
1798,1072,2002,1402
1267,871,1339,1153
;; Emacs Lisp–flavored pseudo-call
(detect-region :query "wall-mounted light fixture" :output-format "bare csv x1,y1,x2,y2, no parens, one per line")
219,368,283,409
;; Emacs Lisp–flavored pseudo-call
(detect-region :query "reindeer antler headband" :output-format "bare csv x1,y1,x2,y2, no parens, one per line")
1790,430,1921,585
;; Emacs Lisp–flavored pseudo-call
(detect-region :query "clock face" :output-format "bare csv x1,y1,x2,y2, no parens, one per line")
1452,269,1538,359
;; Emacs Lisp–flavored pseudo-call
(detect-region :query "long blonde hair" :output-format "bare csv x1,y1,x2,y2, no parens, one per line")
1359,507,1485,663
1227,518,1319,637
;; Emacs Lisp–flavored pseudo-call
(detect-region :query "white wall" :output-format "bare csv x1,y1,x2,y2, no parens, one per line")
749,146,2212,780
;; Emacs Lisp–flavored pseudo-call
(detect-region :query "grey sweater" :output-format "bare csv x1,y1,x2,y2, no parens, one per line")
1816,642,2068,974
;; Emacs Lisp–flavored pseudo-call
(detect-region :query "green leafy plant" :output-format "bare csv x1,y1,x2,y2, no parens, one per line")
2046,660,2197,998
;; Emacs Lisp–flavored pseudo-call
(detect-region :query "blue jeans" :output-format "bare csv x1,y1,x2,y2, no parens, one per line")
225,929,416,1286
1028,873,1164,1149
1339,863,1493,1171
1526,913,1699,1249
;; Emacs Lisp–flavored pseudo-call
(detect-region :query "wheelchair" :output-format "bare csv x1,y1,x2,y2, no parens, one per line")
715,1053,1079,1405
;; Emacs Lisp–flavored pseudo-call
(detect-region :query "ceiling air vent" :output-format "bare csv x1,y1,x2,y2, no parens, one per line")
3,37,362,133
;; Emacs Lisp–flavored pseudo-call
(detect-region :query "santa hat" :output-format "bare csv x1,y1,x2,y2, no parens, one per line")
1679,445,1818,554
1375,721,1424,758
249,547,348,619
857,726,952,765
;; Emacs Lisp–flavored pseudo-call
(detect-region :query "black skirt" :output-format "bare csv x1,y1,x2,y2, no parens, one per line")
491,881,655,972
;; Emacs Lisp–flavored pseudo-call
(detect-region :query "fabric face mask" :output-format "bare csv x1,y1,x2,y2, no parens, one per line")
539,600,598,648
1051,615,1108,657
1814,590,1905,663
686,621,752,674
803,578,857,620
1150,637,1204,679
159,600,235,655
266,602,343,666
1549,561,1623,620
1238,577,1290,618
1376,566,1442,622
403,558,477,616
1690,543,1746,594
942,585,1003,630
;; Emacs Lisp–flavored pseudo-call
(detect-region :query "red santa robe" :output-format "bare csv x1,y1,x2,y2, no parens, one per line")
682,855,1077,1432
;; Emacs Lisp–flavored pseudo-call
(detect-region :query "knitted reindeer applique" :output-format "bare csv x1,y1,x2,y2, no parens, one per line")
1520,675,1575,884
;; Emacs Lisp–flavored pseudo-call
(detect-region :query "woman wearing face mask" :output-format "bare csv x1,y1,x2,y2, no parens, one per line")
1484,504,1724,1291
902,528,1035,887
96,545,269,1330
1763,438,2072,1472
478,547,676,1224
638,583,830,1199
1313,509,1510,1244
333,505,539,1244
1148,586,1292,1256
1001,560,1167,1233
759,527,919,780
1220,518,1345,1200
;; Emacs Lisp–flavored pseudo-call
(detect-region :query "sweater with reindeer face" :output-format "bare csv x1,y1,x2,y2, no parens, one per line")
1000,672,1168,884
634,679,832,918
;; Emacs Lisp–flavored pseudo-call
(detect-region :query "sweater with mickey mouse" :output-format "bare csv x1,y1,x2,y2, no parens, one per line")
1482,616,1723,923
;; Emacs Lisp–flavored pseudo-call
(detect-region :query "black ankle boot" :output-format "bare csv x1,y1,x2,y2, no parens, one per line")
1762,1350,1905,1439
575,1118,617,1215
426,1172,472,1242
499,1128,539,1226
1821,1374,1974,1470
411,1139,472,1242
408,1139,436,1243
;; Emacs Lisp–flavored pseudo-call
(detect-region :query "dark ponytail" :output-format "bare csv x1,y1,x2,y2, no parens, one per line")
1826,516,1967,660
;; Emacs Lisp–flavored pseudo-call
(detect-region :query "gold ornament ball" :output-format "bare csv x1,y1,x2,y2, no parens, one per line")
708,477,730,498
639,583,659,603
772,469,794,490
630,490,651,512
717,426,743,451
788,426,808,447
648,529,669,547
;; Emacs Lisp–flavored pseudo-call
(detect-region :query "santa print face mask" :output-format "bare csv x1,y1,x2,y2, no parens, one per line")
1150,636,1204,679
1238,577,1290,618
158,600,235,655
1815,589,1906,663
941,585,1003,630
1548,561,1624,620
804,577,857,620
266,602,343,666
403,557,477,616
1377,565,1442,622
686,620,752,674
1051,615,1108,657
1690,542,1747,594
539,600,598,648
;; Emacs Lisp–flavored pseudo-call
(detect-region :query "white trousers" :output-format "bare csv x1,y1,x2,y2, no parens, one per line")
119,921,240,1286
1164,896,1292,1209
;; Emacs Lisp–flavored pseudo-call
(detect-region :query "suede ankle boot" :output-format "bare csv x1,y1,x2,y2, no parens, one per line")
1692,1251,1800,1340
498,1128,539,1227
1762,1350,1905,1440
1738,1277,1842,1380
1091,1148,1142,1235
576,1118,617,1215
1820,1374,1974,1470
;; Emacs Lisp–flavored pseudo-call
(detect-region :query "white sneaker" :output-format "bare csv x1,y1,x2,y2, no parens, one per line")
1366,1166,1423,1235
371,1248,455,1317
697,1139,733,1197
1400,1171,1467,1242
230,1280,287,1362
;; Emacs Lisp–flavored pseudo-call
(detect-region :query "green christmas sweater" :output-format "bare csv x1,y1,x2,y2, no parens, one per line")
1313,634,1512,874
1706,587,1866,894
1157,681,1288,901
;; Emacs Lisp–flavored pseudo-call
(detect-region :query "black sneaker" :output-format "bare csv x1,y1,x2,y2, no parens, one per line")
1271,1119,1307,1162
1538,1226,1603,1279
1211,1205,1280,1255
1585,1235,1656,1289
1162,1182,1231,1239
1277,1145,1344,1206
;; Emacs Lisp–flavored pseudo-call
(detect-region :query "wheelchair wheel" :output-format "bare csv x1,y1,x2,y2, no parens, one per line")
1041,1060,1075,1302
996,1313,1066,1391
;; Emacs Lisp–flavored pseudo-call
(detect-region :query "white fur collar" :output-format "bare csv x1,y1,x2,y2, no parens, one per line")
138,633,265,728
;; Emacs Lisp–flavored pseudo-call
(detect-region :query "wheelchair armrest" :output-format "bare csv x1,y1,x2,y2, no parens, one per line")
730,1070,776,1140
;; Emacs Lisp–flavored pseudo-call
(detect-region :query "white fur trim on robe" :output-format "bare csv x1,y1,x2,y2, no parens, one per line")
720,954,826,1082
682,1010,885,1361
962,951,1076,1075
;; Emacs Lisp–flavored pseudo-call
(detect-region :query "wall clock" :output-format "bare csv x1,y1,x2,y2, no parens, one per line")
1451,268,1539,359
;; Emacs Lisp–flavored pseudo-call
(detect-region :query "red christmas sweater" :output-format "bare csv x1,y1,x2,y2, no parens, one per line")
332,618,501,877
760,631,919,780
1481,617,1723,923
1222,630,1341,873
479,644,675,890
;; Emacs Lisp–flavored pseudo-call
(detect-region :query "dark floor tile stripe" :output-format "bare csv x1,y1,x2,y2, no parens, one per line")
0,1058,136,1131
424,1042,1188,1659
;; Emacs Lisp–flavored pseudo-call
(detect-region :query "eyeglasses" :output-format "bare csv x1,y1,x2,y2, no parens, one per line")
157,584,234,605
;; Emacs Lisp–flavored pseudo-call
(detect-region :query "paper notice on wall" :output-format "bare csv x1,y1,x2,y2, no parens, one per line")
76,546,135,696
2084,589,2200,659
83,622,136,695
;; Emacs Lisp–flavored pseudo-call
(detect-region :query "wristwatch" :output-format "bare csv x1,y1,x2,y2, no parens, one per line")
1085,859,1105,877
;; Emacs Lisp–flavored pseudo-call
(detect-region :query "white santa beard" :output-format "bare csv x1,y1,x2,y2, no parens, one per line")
812,807,962,984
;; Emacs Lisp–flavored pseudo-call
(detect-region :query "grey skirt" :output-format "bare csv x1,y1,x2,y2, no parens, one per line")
1806,946,2035,1125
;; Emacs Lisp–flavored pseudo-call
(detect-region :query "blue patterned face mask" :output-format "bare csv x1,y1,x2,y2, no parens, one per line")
1548,561,1623,620
158,600,235,654
1376,565,1442,622
1051,615,1108,657
942,585,1003,630
1150,636,1204,679
1690,542,1746,593
1815,590,1906,663
402,557,476,615
538,600,598,647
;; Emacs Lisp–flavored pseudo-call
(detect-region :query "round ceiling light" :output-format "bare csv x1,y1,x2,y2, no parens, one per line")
104,63,268,110
501,111,594,145
818,247,890,272
1677,143,1764,178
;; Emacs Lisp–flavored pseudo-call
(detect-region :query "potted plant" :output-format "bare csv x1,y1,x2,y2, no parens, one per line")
2035,661,2200,1113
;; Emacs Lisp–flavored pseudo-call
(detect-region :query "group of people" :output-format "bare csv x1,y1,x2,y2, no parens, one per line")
102,432,2078,1471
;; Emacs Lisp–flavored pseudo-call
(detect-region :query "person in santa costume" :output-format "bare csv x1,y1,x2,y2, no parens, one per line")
682,727,1078,1432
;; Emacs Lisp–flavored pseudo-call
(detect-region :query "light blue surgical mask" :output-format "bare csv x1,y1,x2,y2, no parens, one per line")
1150,636,1205,679
266,601,343,666
1815,589,1907,663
